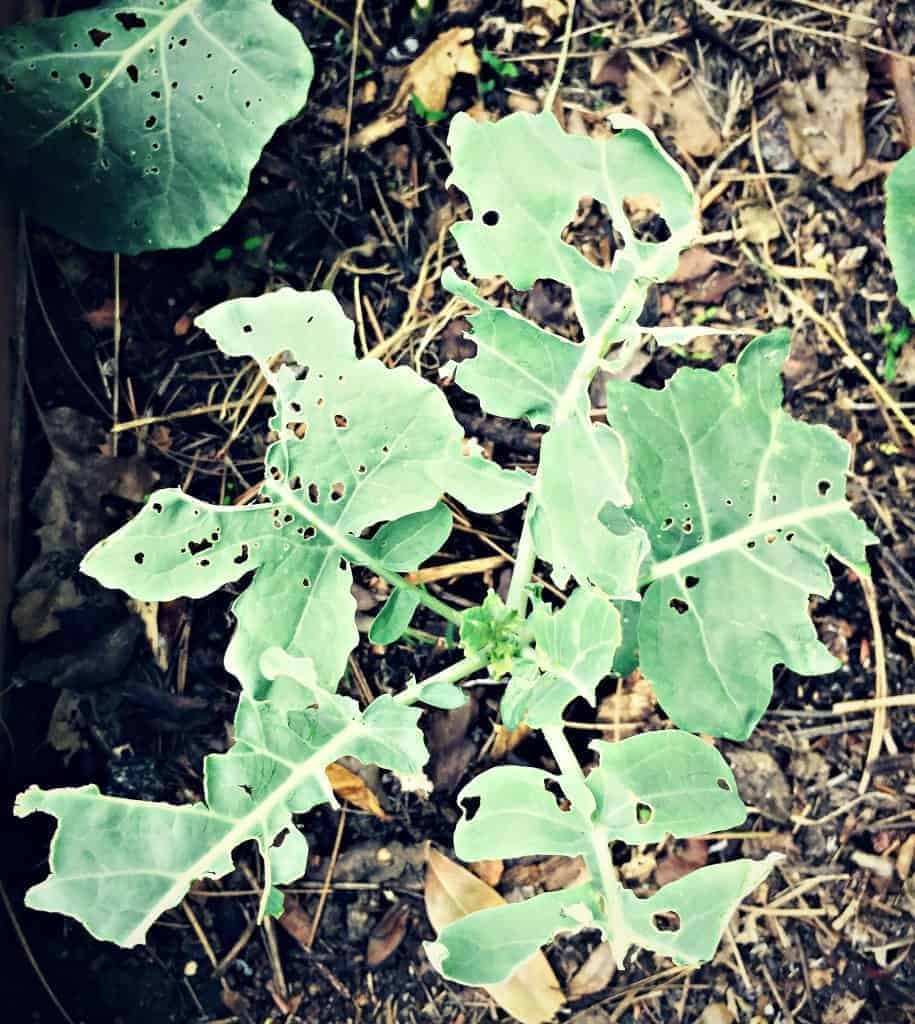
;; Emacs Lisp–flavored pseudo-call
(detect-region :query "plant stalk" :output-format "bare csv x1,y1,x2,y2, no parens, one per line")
393,653,487,704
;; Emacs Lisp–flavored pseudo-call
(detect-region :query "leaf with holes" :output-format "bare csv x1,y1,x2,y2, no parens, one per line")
605,330,877,739
886,148,915,316
14,648,427,947
82,288,528,696
428,729,771,983
0,0,313,252
501,588,621,729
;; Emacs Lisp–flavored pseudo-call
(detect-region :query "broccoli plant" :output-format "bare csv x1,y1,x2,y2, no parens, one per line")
16,111,875,992
0,0,313,252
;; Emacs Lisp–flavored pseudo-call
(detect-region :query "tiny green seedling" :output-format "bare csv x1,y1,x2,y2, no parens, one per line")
16,111,875,994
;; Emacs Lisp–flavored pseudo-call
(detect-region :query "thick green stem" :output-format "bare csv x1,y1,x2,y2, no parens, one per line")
393,653,487,705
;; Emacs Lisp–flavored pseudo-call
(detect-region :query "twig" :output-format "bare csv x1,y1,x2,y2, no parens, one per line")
112,253,122,454
858,575,889,795
342,0,364,167
890,54,915,150
306,808,347,951
542,0,577,113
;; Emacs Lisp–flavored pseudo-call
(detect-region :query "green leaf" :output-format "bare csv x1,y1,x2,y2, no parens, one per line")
369,589,421,644
454,766,592,860
366,503,453,571
886,148,915,315
81,288,527,696
586,731,745,843
501,589,621,729
446,110,697,335
606,331,877,739
0,0,313,253
442,269,581,428
428,885,592,985
437,730,774,983
459,591,525,678
532,417,649,598
14,648,427,947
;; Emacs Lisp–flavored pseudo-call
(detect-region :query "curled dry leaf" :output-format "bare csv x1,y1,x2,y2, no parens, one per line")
366,901,411,967
567,942,615,999
778,56,885,190
352,28,480,149
654,837,708,887
626,58,720,158
668,245,720,284
424,847,565,1024
325,762,390,821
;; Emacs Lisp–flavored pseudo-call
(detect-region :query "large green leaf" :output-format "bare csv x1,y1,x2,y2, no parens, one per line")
82,288,528,696
501,588,621,729
0,0,312,252
606,331,877,739
886,148,915,315
432,729,771,983
15,649,427,947
444,111,699,599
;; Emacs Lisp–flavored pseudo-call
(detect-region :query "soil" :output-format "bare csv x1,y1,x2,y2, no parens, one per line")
2,2,915,1023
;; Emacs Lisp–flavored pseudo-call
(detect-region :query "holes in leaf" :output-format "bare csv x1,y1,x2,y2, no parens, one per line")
786,531,796,543
302,576,311,588
88,28,111,47
681,518,693,534
307,482,320,504
289,476,302,491
115,12,147,29
543,777,570,812
126,64,139,84
357,464,367,474
151,501,163,513
239,783,253,798
301,526,316,540
381,445,390,455
684,575,699,589
268,465,283,481
481,209,500,226
724,497,733,506
771,494,778,503
242,323,253,333
765,533,777,545
199,558,210,567
334,413,348,429
187,537,213,557
233,544,250,565
338,557,348,571
661,517,674,531
145,115,156,128
746,540,756,550
0,75,13,93
315,396,325,408
652,911,681,933
818,479,832,496
461,795,481,821
150,89,161,99
716,777,731,791
50,70,59,80
134,552,144,564
178,37,188,47
635,801,654,824
330,482,346,502
669,597,689,615
78,72,93,89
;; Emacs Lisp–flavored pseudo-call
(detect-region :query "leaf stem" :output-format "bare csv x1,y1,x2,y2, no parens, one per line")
505,506,538,612
393,653,487,705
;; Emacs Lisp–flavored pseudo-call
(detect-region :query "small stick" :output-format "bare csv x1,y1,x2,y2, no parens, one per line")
858,575,889,794
306,808,347,951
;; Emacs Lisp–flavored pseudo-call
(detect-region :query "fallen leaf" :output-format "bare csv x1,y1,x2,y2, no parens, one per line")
352,28,480,149
654,837,708,886
739,205,780,244
727,749,792,823
425,847,565,1024
326,762,390,820
567,943,615,999
502,855,588,894
698,1003,735,1024
778,56,886,190
277,892,314,948
489,721,531,760
46,690,88,763
822,991,866,1024
590,50,628,88
366,901,410,967
668,245,720,283
12,408,157,645
523,0,567,45
81,297,127,331
470,859,504,887
684,270,739,304
627,58,720,158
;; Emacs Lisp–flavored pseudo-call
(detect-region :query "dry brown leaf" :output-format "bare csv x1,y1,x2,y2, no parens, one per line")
778,56,886,190
277,892,314,948
654,837,708,886
523,0,567,45
352,28,480,149
698,1003,736,1024
684,270,739,304
727,749,792,823
590,50,628,88
567,943,615,999
81,297,127,331
46,690,87,764
366,901,410,967
502,854,588,894
739,205,781,244
489,721,531,760
470,859,505,887
595,674,655,737
626,59,720,158
425,847,565,1024
326,762,390,820
668,245,720,283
